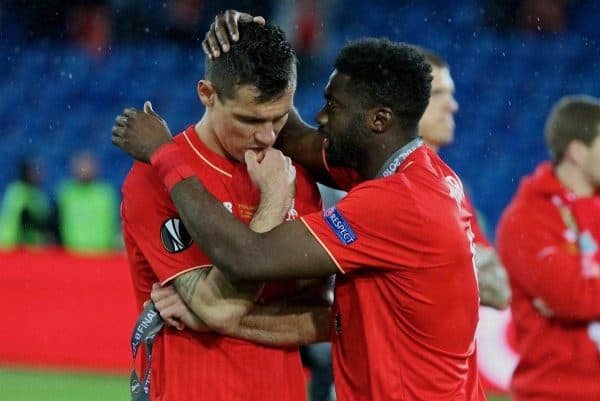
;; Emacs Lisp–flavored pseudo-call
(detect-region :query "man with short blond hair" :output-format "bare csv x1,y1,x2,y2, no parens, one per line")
497,95,600,401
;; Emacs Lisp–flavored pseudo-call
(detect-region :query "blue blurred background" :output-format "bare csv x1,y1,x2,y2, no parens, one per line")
1,0,599,238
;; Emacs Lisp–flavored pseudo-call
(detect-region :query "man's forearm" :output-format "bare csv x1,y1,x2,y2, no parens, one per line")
475,247,511,309
230,302,333,347
171,193,288,331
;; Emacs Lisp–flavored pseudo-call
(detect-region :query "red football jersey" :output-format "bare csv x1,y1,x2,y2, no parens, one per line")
303,145,485,401
497,162,600,401
325,151,491,248
121,126,322,401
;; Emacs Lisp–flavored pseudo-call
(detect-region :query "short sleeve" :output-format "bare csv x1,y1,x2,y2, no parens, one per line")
301,179,425,273
121,162,211,284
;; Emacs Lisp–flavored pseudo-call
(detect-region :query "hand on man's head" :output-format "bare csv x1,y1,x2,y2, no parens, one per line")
111,101,173,163
202,9,265,59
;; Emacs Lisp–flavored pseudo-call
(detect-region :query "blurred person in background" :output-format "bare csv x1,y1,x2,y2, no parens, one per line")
484,0,571,34
0,157,54,248
496,95,600,401
56,150,119,252
416,46,511,310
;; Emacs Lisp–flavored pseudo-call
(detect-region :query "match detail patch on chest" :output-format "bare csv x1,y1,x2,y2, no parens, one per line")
323,207,357,245
160,218,193,253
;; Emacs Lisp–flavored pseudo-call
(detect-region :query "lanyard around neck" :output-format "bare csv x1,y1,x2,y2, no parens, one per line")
375,137,423,178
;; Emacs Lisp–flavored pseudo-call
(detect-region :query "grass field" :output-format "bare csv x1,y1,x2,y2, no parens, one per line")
0,369,129,401
0,368,510,401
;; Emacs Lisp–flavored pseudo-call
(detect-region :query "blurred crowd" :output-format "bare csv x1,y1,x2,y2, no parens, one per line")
0,0,328,57
0,151,120,252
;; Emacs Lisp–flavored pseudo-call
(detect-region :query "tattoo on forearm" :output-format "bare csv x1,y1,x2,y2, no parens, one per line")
174,269,209,305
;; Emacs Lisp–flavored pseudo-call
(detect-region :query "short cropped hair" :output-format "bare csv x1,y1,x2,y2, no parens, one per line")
545,95,600,162
335,38,432,132
413,46,449,69
205,21,297,103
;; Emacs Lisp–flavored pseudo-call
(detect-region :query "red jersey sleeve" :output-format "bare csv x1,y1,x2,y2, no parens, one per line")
121,162,212,285
301,179,425,273
497,201,600,321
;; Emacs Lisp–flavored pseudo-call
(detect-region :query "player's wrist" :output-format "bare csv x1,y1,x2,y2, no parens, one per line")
150,142,195,192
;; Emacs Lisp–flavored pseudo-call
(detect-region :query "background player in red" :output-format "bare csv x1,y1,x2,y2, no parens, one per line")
416,46,510,309
118,20,329,401
496,95,600,401
113,36,486,401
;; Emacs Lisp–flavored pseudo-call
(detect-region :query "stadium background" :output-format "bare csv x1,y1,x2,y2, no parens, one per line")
1,0,599,400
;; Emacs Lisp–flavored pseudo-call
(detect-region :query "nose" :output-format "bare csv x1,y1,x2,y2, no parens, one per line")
449,95,459,112
255,123,277,147
315,106,327,126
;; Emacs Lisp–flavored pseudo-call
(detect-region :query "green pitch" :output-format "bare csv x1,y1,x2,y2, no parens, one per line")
0,368,129,401
0,368,510,401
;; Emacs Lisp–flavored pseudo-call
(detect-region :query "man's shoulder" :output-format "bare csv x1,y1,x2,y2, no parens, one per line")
122,160,168,207
123,131,189,188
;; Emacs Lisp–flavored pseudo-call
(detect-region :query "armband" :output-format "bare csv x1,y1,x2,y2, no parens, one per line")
150,143,195,192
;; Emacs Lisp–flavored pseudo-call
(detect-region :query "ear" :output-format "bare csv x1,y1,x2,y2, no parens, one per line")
198,80,216,107
367,107,393,133
565,140,588,166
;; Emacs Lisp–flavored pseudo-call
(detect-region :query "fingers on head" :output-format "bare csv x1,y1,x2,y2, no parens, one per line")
224,10,239,42
214,14,230,51
205,26,220,57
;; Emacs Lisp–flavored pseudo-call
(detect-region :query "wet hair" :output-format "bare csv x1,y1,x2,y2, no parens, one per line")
413,46,449,69
335,38,432,132
545,95,600,163
205,21,297,103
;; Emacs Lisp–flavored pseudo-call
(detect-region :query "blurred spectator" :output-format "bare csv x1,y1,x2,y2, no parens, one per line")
497,95,600,401
484,0,582,34
110,0,273,43
56,151,120,252
67,2,112,57
273,0,333,85
0,158,54,249
417,46,511,310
